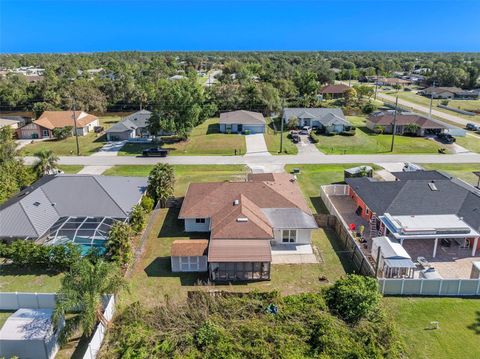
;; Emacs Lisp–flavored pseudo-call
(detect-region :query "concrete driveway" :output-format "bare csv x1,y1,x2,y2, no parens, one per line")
245,134,270,155
296,134,324,155
91,141,127,156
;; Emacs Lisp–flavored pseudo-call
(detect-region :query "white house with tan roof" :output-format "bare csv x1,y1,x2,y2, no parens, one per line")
219,110,266,134
17,111,99,139
173,173,317,281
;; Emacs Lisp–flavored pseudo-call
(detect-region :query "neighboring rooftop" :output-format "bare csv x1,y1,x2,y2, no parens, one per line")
34,111,98,130
106,110,152,133
0,174,147,239
319,83,350,94
368,111,448,129
219,110,265,125
345,170,480,231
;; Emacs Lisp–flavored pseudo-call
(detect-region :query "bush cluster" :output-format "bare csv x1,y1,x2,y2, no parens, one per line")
101,276,404,358
0,240,81,271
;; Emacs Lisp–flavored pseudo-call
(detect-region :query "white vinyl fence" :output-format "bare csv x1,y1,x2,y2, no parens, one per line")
379,279,480,296
82,295,115,359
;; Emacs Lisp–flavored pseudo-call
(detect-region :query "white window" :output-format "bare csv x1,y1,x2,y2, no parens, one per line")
282,229,297,243
195,218,206,224
180,256,199,271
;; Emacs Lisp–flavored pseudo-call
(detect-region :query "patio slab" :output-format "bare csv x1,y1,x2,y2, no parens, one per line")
271,244,318,264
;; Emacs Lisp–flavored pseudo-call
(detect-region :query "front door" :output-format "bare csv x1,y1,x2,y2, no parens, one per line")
237,124,243,133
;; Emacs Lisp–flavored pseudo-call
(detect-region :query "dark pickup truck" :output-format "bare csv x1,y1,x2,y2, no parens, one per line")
437,133,456,144
142,147,169,157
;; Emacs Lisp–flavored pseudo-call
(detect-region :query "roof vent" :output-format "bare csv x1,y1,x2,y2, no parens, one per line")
33,201,41,206
237,217,248,222
233,199,240,206
428,181,438,191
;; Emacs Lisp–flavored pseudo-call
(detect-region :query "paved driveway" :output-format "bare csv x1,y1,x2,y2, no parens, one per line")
91,141,127,156
296,134,324,155
245,134,270,155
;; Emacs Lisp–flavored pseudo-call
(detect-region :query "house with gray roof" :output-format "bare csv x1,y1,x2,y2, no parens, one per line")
282,108,353,134
219,110,266,134
0,174,147,252
106,110,152,141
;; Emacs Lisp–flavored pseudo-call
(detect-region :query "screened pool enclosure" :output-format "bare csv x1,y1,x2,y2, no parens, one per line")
45,216,126,255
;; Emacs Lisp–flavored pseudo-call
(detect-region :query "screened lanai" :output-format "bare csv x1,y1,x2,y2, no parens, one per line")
45,216,126,254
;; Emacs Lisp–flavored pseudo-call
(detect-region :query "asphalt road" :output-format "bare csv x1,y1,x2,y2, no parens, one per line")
23,152,480,167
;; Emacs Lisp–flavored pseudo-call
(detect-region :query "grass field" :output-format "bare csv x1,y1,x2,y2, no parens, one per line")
284,164,379,213
456,135,480,153
0,265,63,292
104,164,248,196
422,163,480,185
21,116,121,156
264,117,298,155
385,297,480,359
58,165,84,174
315,116,444,154
388,90,480,123
119,118,246,156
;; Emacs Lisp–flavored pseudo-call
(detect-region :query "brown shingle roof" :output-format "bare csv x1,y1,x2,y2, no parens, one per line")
171,239,209,257
367,112,447,129
208,239,272,262
34,111,98,130
219,110,265,125
319,84,350,94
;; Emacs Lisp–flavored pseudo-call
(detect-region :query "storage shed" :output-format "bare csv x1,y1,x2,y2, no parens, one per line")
171,239,209,272
372,236,416,278
0,308,64,359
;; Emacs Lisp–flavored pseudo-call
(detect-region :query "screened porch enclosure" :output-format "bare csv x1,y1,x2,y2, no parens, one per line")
210,262,271,281
45,216,126,254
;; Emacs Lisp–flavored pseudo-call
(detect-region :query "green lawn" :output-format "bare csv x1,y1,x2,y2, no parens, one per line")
315,116,445,154
285,164,379,213
422,163,480,185
456,135,480,153
119,118,246,156
385,297,480,359
58,165,84,174
0,265,63,292
264,117,298,155
104,164,248,197
21,116,121,156
388,90,480,123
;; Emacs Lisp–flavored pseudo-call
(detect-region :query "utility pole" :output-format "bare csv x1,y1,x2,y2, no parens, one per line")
429,81,435,119
374,80,378,101
390,94,399,152
72,97,80,156
279,97,285,153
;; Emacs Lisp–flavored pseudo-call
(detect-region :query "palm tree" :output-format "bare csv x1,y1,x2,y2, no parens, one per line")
53,258,127,344
33,149,59,176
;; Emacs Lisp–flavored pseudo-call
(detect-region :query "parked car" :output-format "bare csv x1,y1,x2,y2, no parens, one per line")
437,133,456,144
403,162,423,172
299,126,310,135
142,147,169,157
291,134,300,143
466,123,480,131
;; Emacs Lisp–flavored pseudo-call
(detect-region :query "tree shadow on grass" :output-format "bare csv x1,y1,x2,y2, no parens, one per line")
158,207,209,239
0,264,60,277
467,310,480,335
323,228,356,274
207,123,220,134
144,256,206,285
310,197,328,214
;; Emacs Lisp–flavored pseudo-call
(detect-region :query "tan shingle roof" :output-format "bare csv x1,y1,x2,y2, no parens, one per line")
367,112,447,129
319,84,350,94
34,111,98,130
171,240,209,257
208,239,272,262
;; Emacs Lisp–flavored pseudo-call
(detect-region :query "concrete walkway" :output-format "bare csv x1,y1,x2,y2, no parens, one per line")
91,140,127,156
78,165,112,175
245,134,270,155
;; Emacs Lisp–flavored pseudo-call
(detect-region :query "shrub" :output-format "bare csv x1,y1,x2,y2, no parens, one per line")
130,204,146,234
362,102,377,114
441,99,450,106
141,195,154,213
244,129,251,135
287,116,299,130
325,274,381,325
52,126,73,140
106,221,134,266
309,132,319,143
0,240,81,271
341,127,356,136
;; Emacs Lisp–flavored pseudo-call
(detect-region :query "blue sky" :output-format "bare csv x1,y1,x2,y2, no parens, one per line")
1,0,479,53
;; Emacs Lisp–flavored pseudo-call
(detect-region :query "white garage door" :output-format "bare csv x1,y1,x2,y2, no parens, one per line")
180,256,200,271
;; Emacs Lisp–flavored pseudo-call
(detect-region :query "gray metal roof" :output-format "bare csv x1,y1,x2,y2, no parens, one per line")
106,110,152,134
346,171,480,231
384,258,416,268
219,110,265,125
262,208,317,229
0,175,147,239
283,108,346,121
